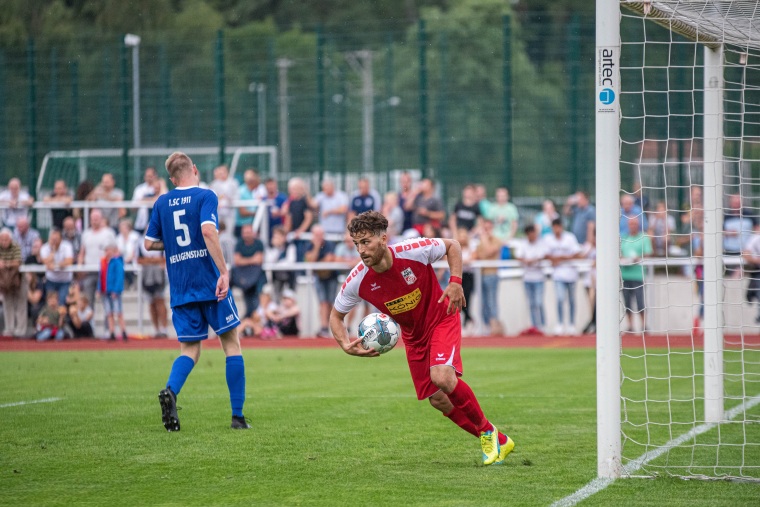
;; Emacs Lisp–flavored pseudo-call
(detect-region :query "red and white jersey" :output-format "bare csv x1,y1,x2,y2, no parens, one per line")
334,237,453,347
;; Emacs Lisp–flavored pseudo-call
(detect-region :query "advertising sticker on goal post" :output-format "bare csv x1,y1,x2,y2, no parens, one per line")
596,46,619,114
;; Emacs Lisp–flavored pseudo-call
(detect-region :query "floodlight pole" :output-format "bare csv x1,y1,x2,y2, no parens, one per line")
595,0,622,479
124,33,141,190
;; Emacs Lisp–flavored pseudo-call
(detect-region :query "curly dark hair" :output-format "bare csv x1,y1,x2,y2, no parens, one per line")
347,211,388,237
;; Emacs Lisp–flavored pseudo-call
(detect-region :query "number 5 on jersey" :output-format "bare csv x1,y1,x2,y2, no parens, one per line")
173,209,191,247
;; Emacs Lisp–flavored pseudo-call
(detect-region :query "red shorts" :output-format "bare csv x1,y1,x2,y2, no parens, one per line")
403,312,463,400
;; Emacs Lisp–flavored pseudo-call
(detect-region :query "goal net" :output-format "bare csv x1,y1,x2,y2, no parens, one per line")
596,1,760,481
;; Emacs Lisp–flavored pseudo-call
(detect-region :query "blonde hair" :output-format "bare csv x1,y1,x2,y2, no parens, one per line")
165,152,194,180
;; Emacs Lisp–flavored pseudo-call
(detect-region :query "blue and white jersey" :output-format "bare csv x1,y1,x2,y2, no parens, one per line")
145,186,220,308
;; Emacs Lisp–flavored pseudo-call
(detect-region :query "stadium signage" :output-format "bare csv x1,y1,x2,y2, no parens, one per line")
597,47,619,114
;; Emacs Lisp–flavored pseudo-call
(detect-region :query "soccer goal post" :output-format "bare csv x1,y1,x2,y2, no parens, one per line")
597,1,760,481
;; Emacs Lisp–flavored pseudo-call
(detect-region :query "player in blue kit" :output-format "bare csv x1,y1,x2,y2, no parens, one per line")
144,152,250,431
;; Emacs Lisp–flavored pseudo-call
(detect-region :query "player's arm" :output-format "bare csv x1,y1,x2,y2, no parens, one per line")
201,222,231,301
329,307,379,357
144,239,164,251
438,238,466,315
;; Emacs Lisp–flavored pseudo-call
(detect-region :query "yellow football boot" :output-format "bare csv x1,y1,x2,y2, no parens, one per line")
494,435,515,465
480,427,501,465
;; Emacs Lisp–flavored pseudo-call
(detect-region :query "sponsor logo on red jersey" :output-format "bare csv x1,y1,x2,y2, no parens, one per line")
384,288,422,315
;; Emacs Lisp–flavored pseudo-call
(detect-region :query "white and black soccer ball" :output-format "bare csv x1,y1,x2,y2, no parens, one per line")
358,312,400,354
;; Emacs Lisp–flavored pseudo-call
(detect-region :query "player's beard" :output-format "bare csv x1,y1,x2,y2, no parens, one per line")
361,248,383,268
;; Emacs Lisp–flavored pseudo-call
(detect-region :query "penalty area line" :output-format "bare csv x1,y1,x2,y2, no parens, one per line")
550,394,760,507
0,397,63,408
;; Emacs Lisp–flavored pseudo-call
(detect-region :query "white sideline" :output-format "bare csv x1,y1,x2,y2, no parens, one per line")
550,395,760,507
0,397,62,409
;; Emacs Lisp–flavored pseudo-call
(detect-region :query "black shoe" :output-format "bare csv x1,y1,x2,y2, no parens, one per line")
109,333,116,341
231,415,251,429
121,331,128,341
158,388,180,432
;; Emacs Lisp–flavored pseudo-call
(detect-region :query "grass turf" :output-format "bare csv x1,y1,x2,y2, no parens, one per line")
0,346,758,506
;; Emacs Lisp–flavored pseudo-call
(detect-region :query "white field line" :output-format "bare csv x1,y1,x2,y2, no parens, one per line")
0,397,62,408
550,395,760,507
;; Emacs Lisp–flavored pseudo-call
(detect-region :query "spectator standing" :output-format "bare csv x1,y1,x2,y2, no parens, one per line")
474,219,504,335
632,181,650,212
12,216,41,260
232,224,265,318
455,228,476,335
410,179,446,234
132,167,167,235
620,194,646,236
116,218,140,287
515,224,547,335
87,173,126,229
723,193,754,257
689,208,705,334
78,209,117,306
544,218,582,335
535,199,559,237
43,179,73,229
208,164,239,234
485,187,519,245
334,231,369,333
0,178,35,229
35,291,66,341
137,241,169,338
0,228,27,337
581,224,597,334
648,201,676,257
98,242,127,341
313,179,349,237
742,226,760,324
72,180,94,228
282,177,314,262
397,171,415,231
40,228,74,304
61,216,82,259
305,224,338,338
348,178,382,222
236,169,267,236
564,191,596,245
620,217,653,333
263,177,288,237
27,272,45,330
449,185,482,234
264,226,296,300
382,192,405,241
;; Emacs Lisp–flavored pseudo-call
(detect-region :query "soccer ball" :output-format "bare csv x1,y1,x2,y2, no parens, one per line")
358,313,400,354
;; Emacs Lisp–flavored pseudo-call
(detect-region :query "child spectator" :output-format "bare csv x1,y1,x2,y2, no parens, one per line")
67,294,95,338
35,291,66,341
267,288,300,337
515,224,547,335
98,242,127,341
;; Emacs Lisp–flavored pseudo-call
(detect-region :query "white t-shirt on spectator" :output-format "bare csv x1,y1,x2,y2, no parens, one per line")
209,177,240,221
132,182,157,231
516,240,547,283
314,190,349,235
542,231,582,283
0,189,32,227
40,240,74,283
81,227,116,266
117,230,141,264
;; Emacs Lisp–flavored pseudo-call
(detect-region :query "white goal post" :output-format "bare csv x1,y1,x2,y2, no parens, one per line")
597,1,760,481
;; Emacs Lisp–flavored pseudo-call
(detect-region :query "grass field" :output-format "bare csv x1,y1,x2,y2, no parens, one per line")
1,345,759,506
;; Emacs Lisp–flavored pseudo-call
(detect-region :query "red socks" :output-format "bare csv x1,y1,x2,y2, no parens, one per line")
443,406,479,437
446,380,491,434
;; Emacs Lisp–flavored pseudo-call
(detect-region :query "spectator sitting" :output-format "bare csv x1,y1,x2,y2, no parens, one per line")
236,168,267,236
67,294,94,338
13,216,41,261
620,217,653,333
381,192,405,241
266,288,300,337
484,186,519,247
282,177,314,262
648,201,676,257
132,167,167,235
474,219,504,335
515,224,547,335
410,178,445,235
264,226,296,300
348,177,382,222
62,216,82,259
137,241,169,338
232,224,265,319
312,178,349,237
78,209,117,307
535,199,559,237
620,194,646,236
0,178,35,229
241,285,276,339
0,228,28,337
98,242,127,341
563,190,595,244
209,164,239,234
544,217,582,335
35,291,66,341
449,184,482,234
41,227,74,305
27,272,45,333
305,224,338,338
43,179,74,229
87,173,126,229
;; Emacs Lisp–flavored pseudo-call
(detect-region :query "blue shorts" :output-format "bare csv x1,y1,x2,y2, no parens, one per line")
102,293,123,315
171,295,241,342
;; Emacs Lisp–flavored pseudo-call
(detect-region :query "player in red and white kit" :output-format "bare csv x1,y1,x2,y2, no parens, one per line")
330,211,515,465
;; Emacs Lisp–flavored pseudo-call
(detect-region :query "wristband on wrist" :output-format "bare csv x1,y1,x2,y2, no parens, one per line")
449,275,463,285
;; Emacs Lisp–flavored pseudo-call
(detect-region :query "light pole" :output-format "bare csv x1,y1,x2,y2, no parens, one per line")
124,33,141,188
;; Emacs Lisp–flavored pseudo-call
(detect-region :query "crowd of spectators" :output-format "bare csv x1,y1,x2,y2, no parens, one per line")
2,168,760,340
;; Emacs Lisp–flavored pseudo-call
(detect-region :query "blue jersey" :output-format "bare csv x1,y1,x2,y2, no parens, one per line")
145,186,220,308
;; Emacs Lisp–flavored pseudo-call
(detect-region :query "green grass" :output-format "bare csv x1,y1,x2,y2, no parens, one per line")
0,347,758,506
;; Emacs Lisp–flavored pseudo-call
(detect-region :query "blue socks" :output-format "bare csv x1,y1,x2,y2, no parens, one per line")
225,355,246,417
166,355,196,396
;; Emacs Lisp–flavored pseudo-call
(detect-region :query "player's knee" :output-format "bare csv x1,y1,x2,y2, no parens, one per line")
429,366,457,392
